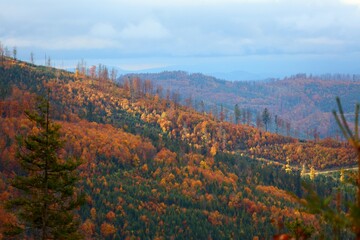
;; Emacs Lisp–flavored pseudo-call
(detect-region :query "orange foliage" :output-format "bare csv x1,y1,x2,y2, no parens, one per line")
90,207,96,220
100,222,116,237
0,87,35,118
141,164,149,172
185,153,203,166
106,211,116,222
80,219,95,238
59,120,155,169
207,211,223,226
256,185,297,203
139,215,149,224
242,198,259,214
154,148,177,165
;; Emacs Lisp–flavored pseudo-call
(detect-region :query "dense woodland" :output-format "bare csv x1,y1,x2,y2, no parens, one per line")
0,56,357,239
121,71,360,139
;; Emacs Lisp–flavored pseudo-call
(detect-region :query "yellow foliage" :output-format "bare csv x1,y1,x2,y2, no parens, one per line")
141,164,149,172
132,154,140,167
168,173,175,181
200,160,208,169
160,178,167,187
210,144,218,157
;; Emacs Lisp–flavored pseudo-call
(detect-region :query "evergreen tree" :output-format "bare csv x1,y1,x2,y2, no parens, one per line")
262,108,271,131
12,46,17,60
234,104,241,124
5,95,84,239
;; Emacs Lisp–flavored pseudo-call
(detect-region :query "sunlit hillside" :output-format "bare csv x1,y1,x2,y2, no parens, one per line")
122,72,360,139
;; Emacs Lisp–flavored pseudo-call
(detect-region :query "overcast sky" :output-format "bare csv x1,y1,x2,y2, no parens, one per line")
1,0,360,78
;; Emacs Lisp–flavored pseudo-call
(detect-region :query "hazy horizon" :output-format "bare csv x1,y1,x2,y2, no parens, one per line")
21,53,360,81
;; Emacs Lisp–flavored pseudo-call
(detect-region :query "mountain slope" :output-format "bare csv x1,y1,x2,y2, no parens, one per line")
0,58,356,239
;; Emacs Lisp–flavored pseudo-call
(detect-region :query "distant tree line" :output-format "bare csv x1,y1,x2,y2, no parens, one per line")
284,73,360,82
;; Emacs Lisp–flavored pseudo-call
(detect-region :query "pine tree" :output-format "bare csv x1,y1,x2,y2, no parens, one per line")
5,95,84,239
234,104,241,124
262,108,271,131
333,96,360,238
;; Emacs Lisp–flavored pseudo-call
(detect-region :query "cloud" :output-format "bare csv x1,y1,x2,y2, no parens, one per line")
297,37,343,46
90,23,118,38
2,36,119,50
1,37,33,48
124,0,282,7
341,0,360,6
120,19,170,40
47,37,120,50
1,0,360,66
118,63,170,71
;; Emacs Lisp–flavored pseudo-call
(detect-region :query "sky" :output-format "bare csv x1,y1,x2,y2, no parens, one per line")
1,0,360,79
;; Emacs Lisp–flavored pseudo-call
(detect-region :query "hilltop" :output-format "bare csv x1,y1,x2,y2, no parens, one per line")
0,57,356,239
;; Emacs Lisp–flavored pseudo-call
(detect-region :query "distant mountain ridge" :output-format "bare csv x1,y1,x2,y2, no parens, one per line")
210,70,266,81
120,71,360,138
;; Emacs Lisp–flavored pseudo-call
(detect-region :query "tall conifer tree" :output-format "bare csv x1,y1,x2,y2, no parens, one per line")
234,104,241,124
262,108,271,131
5,95,84,239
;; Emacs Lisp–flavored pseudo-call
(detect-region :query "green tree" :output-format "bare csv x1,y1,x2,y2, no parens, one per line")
0,41,4,64
12,46,17,60
274,115,279,134
220,104,225,122
234,104,241,124
262,108,271,131
30,51,35,64
5,95,84,239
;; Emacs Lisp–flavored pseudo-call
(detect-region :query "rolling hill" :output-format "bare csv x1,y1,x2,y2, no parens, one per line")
0,57,357,239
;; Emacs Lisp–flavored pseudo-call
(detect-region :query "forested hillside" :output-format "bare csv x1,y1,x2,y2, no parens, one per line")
121,71,360,139
0,58,356,239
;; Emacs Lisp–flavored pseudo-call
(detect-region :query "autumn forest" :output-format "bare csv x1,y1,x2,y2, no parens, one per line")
0,51,359,239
